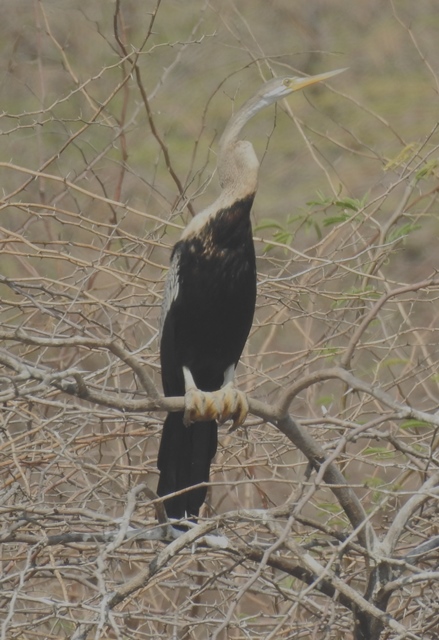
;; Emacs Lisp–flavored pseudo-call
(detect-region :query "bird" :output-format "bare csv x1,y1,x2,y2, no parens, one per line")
157,68,345,524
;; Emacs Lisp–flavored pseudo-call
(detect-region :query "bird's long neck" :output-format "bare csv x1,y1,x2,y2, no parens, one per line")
216,92,271,200
181,90,270,240
219,91,271,152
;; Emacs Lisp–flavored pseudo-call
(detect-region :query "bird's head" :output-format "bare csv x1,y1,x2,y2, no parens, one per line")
218,67,346,194
258,68,347,105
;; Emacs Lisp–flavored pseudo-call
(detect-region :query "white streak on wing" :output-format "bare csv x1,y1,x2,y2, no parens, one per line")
183,366,196,391
223,364,236,386
159,251,180,338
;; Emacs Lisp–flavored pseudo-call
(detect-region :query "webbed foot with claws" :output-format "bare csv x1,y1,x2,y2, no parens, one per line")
183,368,248,429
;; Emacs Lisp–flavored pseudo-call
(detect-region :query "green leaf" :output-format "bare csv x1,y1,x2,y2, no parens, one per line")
333,197,363,211
306,190,333,207
273,230,293,245
363,476,385,489
364,446,395,459
312,220,323,240
331,285,379,308
317,501,343,514
285,213,305,225
387,222,421,242
363,477,387,504
400,419,430,430
316,395,335,406
384,143,418,171
380,357,410,368
322,213,351,227
254,218,285,231
317,347,340,361
415,158,438,181
280,576,296,589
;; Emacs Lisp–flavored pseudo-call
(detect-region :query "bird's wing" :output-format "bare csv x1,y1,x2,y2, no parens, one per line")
159,248,180,339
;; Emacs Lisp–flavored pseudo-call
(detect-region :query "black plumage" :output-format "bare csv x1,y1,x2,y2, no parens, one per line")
158,196,257,520
156,69,345,523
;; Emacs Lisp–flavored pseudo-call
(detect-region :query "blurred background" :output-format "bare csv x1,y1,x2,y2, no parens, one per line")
1,1,439,638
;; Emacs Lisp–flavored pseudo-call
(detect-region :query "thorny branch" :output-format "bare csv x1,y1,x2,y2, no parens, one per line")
2,2,439,639
1,281,438,637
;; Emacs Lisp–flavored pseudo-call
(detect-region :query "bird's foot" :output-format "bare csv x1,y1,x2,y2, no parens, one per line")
216,382,248,430
183,388,220,426
183,383,248,429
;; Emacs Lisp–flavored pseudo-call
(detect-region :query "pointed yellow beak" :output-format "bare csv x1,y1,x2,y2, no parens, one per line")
290,67,347,91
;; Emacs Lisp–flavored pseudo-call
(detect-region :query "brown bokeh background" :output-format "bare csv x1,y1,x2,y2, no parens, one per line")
1,1,438,638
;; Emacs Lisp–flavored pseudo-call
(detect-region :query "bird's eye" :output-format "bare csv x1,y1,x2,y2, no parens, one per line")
282,78,292,88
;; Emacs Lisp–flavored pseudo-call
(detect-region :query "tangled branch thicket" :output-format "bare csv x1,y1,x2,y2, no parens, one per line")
1,1,439,639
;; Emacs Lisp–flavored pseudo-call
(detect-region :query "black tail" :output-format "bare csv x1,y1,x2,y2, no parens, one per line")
157,411,218,521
